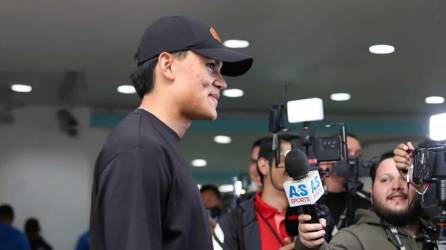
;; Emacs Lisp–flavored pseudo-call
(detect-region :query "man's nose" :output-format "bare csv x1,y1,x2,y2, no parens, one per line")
213,74,227,90
391,177,405,190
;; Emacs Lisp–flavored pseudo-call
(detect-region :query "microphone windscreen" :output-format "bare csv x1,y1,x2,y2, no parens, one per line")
285,149,310,180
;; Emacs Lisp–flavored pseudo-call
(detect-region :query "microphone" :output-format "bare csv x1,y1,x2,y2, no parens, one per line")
283,149,324,235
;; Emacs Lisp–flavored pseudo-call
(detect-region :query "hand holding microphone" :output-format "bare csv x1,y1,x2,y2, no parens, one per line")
283,149,325,235
298,214,327,248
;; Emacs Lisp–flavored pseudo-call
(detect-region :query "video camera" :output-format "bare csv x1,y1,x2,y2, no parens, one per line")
334,156,377,179
406,113,446,249
412,140,446,185
268,98,372,180
269,98,347,167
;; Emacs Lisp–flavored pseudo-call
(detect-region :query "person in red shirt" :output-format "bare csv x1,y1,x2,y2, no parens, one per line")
215,135,296,250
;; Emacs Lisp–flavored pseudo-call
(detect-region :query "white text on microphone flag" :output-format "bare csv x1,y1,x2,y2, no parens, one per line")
283,170,324,207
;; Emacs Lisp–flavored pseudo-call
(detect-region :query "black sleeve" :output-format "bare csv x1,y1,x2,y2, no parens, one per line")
216,208,242,250
98,147,170,250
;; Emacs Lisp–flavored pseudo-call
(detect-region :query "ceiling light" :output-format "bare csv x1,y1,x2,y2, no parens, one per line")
430,113,446,141
11,84,32,93
330,93,351,101
425,96,444,104
369,44,395,54
214,135,232,144
223,39,250,49
117,85,136,94
223,88,244,98
191,159,207,167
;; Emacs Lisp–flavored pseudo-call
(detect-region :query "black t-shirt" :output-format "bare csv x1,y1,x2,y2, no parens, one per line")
320,192,371,228
90,109,212,250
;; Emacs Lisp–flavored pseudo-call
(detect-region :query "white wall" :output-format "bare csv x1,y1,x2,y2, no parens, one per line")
0,106,110,250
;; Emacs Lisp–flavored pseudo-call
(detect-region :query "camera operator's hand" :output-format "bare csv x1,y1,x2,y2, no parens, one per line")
298,214,326,248
393,142,414,178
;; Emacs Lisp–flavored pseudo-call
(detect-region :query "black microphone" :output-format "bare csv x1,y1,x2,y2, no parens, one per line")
284,149,321,236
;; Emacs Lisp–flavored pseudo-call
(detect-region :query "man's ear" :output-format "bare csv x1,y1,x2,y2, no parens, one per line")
157,52,175,81
257,157,269,178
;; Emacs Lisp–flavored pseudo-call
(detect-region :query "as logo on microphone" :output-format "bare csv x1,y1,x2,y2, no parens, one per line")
289,184,308,198
283,170,324,207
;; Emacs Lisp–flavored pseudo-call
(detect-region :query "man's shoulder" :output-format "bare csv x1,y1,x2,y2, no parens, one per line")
350,193,372,209
330,210,386,249
354,208,380,225
219,196,256,226
239,194,256,209
0,224,28,242
340,222,377,235
98,111,166,162
329,223,375,250
108,109,161,145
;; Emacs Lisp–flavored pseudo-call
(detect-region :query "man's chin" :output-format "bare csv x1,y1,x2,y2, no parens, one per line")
385,206,407,214
373,200,421,226
190,111,218,121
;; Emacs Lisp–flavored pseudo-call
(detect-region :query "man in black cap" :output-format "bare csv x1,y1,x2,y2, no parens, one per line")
89,16,253,250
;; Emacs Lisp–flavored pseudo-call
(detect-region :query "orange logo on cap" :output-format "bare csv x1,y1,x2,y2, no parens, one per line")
210,27,222,43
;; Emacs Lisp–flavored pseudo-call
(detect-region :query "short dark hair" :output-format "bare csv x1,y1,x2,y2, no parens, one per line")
200,184,221,199
130,51,188,98
370,151,395,183
252,137,267,150
0,204,14,222
257,134,298,183
25,218,40,234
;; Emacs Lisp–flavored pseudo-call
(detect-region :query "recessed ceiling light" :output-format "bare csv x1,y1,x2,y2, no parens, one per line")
223,88,244,98
223,39,250,49
330,93,351,101
214,135,232,144
117,85,136,94
369,44,395,54
191,159,207,167
11,84,32,93
425,96,444,104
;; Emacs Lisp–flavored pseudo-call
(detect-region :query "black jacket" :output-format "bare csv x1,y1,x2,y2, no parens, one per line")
215,196,261,250
296,209,430,250
216,195,334,250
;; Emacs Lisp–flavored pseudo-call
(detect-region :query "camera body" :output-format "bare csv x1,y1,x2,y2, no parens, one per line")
269,99,375,182
268,101,348,169
334,156,377,179
412,140,446,185
269,99,373,201
292,126,345,165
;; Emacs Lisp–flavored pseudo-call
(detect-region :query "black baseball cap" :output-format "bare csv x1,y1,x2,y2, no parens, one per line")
135,16,253,76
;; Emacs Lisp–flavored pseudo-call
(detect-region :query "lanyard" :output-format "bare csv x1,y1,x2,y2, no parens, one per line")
337,207,348,229
389,226,407,250
255,207,286,247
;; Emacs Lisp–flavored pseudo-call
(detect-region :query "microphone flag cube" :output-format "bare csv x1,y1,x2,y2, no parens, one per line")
283,170,324,207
